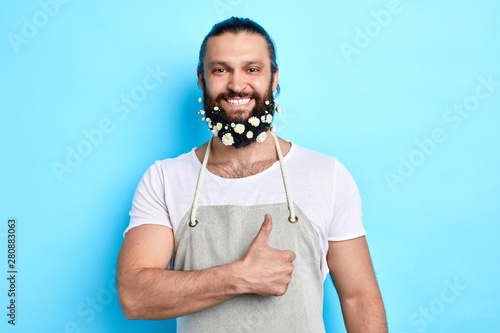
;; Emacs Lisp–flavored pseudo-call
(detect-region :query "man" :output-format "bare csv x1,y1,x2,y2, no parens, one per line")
117,17,387,332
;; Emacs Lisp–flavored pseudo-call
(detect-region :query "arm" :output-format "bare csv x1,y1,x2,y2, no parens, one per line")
327,236,387,332
117,214,294,320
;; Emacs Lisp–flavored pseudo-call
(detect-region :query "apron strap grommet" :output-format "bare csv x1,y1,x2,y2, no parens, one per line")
189,220,199,228
288,215,298,223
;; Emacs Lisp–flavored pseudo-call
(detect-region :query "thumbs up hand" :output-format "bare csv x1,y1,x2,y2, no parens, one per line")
236,214,296,296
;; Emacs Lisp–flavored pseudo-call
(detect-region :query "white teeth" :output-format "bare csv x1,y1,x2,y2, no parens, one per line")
228,98,250,105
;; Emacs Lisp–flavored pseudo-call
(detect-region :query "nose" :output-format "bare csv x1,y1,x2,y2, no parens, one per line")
227,71,246,94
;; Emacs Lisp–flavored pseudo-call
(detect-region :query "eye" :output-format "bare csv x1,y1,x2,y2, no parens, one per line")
213,68,227,73
247,68,259,73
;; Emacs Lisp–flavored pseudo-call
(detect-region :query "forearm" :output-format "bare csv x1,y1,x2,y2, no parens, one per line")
118,215,294,320
118,261,244,320
340,291,387,333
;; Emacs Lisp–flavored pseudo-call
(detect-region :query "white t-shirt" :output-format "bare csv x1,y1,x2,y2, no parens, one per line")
124,142,366,281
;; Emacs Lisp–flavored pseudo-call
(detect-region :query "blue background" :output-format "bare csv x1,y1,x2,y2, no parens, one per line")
1,0,499,332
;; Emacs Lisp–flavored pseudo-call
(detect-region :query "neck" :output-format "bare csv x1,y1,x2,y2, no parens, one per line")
210,129,277,165
195,130,292,176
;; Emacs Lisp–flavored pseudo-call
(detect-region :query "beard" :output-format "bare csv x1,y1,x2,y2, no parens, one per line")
202,82,275,148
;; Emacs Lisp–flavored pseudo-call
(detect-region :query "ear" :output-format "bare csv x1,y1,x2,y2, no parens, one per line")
197,68,205,93
272,67,279,93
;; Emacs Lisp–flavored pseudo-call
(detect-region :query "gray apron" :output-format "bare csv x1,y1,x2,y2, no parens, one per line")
174,133,326,333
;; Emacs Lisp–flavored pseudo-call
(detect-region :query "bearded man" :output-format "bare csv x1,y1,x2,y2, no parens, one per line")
117,17,388,333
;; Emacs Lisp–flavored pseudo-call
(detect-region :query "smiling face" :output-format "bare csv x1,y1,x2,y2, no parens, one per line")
198,31,279,123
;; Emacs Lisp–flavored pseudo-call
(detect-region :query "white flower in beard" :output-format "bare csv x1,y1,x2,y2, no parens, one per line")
222,133,234,146
234,124,245,134
256,131,267,143
248,117,260,127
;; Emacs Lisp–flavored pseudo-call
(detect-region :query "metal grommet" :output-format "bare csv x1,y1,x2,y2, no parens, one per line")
189,220,198,228
288,215,298,223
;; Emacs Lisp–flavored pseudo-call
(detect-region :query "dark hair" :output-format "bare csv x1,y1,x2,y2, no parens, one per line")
198,17,280,95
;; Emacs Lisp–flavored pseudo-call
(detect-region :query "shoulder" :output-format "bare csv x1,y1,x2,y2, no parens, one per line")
287,143,339,170
137,148,200,187
150,148,199,173
287,143,357,188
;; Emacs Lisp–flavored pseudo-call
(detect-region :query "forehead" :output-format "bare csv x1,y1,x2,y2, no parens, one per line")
204,32,270,67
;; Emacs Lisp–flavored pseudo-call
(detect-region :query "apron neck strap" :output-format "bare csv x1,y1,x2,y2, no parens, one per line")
189,131,297,227
271,131,297,223
189,136,213,227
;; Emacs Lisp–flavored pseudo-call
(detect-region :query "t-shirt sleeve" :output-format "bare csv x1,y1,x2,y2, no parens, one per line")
123,162,172,238
328,159,367,241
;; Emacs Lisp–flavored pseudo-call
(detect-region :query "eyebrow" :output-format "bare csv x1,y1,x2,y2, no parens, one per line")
208,60,266,68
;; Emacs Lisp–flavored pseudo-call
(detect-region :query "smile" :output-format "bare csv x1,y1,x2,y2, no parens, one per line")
226,98,251,106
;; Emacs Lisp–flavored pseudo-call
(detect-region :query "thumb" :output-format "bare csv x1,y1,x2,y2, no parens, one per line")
254,214,273,245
